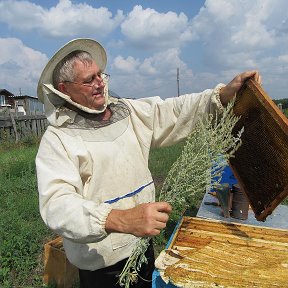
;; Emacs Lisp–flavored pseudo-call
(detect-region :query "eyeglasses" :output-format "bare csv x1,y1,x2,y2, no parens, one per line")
64,73,110,88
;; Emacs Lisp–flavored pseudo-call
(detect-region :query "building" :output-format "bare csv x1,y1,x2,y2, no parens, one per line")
277,103,283,112
10,94,44,115
0,88,44,115
0,88,14,108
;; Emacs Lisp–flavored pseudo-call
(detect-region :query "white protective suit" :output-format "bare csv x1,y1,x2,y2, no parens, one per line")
36,84,224,271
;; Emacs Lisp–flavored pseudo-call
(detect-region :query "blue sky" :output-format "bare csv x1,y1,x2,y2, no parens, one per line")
0,0,287,99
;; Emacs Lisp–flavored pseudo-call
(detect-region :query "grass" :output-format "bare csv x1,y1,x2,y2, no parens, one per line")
0,139,56,287
0,138,287,287
149,142,185,194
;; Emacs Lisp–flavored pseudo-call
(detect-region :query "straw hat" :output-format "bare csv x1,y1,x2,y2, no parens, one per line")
37,38,107,105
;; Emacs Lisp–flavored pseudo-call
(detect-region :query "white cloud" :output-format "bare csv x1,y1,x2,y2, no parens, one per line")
112,56,140,73
0,0,124,37
138,49,185,76
0,0,45,30
121,5,193,49
43,0,124,37
110,49,193,98
190,0,288,60
180,0,288,99
0,38,48,96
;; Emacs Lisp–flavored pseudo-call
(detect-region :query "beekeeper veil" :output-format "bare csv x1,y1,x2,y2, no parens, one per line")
38,39,114,125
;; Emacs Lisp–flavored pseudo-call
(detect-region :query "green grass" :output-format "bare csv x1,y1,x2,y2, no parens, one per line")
0,141,56,287
148,142,184,194
0,139,287,287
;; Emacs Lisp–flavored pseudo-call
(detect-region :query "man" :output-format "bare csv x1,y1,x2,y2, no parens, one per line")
36,38,261,288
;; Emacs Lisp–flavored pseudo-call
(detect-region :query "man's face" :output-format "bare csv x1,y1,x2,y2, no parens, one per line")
59,59,106,110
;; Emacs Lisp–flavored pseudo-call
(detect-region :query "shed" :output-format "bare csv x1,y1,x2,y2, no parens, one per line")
0,88,14,108
9,95,44,115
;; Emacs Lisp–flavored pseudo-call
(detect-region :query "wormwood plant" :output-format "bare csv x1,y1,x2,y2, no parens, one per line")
118,101,243,287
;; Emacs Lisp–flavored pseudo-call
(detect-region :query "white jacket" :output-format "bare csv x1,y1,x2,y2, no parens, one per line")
36,85,224,270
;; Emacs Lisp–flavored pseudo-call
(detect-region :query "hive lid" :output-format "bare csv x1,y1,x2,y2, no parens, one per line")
229,79,288,221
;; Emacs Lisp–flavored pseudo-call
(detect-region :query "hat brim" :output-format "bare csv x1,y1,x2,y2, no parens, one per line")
37,38,107,103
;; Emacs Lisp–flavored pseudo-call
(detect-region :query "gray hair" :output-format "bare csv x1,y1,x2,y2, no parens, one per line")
52,50,94,87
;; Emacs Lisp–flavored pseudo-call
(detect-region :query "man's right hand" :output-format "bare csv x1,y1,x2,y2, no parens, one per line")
105,202,172,237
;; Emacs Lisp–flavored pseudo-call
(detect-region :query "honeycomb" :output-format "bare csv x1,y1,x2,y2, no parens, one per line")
229,79,288,221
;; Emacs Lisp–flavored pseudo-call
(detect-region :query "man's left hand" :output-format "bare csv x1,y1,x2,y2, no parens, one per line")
220,70,262,106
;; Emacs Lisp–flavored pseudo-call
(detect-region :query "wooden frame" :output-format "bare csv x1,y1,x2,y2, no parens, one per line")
230,79,288,221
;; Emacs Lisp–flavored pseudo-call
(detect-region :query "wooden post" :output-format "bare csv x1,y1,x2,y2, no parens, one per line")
177,68,180,97
9,110,19,143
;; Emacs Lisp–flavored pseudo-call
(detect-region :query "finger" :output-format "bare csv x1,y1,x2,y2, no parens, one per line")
155,211,170,223
155,220,167,229
154,201,172,214
253,71,261,82
249,70,262,85
242,70,257,81
257,74,262,85
141,221,167,237
150,228,161,236
151,222,167,235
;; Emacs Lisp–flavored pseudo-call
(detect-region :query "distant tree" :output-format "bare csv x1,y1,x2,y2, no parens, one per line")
273,98,288,109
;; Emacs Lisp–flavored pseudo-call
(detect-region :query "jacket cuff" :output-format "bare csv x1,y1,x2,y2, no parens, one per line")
89,203,113,238
211,83,226,113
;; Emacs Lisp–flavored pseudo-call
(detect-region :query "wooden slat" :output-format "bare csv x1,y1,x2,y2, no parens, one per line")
178,217,288,244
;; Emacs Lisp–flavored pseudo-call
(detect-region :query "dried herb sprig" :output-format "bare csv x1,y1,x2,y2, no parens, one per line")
118,237,150,288
118,100,242,287
159,100,243,212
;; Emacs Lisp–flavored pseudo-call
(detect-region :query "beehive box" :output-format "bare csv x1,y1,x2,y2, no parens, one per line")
43,237,79,288
158,216,288,287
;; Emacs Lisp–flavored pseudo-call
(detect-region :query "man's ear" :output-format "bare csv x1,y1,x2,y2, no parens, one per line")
58,82,67,93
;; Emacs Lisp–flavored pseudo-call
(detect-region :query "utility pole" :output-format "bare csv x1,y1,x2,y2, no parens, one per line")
177,67,180,97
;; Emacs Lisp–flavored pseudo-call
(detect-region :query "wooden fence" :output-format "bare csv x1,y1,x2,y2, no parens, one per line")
0,113,48,143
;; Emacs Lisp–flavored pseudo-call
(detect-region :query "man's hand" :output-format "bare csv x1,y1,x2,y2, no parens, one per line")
105,202,172,237
220,70,262,106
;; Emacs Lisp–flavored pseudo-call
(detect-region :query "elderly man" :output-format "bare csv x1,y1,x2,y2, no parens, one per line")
36,38,261,288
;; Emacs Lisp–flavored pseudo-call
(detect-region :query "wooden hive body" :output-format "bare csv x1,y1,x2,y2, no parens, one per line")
43,237,79,288
163,217,288,287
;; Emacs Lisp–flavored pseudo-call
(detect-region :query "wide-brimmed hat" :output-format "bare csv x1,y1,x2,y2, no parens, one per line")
37,38,107,104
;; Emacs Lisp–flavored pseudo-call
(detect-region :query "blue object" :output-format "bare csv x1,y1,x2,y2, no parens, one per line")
220,165,237,186
152,221,181,288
